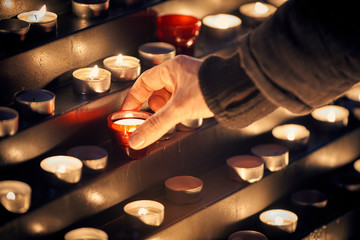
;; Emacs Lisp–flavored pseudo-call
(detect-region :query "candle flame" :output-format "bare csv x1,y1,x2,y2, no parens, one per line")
274,216,284,225
326,111,336,122
138,207,148,216
56,164,67,174
89,65,99,80
214,15,233,29
6,191,16,200
286,127,297,141
116,54,124,66
34,5,46,20
254,2,268,14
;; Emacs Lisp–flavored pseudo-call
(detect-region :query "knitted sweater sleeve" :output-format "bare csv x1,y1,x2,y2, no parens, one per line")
199,0,360,129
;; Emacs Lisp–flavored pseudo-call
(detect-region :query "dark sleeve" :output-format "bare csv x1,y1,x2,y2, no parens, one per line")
199,0,360,128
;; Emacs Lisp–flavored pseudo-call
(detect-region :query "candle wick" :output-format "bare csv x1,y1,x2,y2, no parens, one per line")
34,14,38,20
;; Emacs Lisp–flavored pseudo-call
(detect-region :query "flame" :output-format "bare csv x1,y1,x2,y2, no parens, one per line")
214,15,233,29
254,2,269,14
138,207,148,216
326,111,336,122
116,54,124,66
34,5,46,20
286,127,297,141
89,65,99,80
274,216,284,225
6,191,16,200
56,165,67,174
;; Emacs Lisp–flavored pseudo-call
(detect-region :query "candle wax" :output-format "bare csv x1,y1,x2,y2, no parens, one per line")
18,11,57,24
0,191,30,213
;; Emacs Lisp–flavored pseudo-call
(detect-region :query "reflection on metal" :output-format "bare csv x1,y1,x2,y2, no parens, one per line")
86,190,105,206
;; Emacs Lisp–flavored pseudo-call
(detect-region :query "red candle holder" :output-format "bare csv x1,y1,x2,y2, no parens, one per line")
156,14,201,56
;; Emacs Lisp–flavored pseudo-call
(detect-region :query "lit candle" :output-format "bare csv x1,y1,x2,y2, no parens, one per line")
311,105,349,129
65,227,108,240
103,54,141,81
72,0,110,19
138,42,176,70
124,200,165,227
0,107,18,137
272,124,310,150
165,176,203,204
228,230,268,240
14,89,55,116
226,155,264,183
251,143,289,172
67,145,108,172
17,5,57,34
72,65,111,94
239,2,277,26
259,209,298,233
291,189,328,208
40,155,83,184
0,180,31,214
202,14,241,38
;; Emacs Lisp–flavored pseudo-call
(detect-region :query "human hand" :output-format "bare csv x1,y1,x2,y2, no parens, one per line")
120,55,214,149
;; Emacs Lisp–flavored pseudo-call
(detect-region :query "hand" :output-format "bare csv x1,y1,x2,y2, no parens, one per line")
120,55,214,149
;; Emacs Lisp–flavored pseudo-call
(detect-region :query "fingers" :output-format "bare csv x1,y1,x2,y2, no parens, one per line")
148,88,172,112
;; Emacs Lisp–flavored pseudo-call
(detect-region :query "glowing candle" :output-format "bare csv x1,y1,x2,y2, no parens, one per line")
226,155,264,183
311,105,349,128
17,5,57,34
251,144,289,172
259,209,298,233
0,180,31,214
103,54,141,81
272,124,310,150
65,227,108,240
239,2,277,25
124,200,165,227
72,65,111,94
202,14,242,39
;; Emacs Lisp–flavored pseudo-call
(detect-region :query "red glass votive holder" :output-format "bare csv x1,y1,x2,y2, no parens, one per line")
156,14,201,56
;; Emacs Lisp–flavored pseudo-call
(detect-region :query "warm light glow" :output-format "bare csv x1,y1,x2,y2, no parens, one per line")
138,207,148,216
286,127,297,141
89,65,99,80
56,164,67,174
128,127,137,133
34,5,46,20
6,191,16,200
4,0,13,7
326,111,336,122
274,216,284,225
254,2,269,14
214,15,234,29
358,93,360,101
116,54,124,66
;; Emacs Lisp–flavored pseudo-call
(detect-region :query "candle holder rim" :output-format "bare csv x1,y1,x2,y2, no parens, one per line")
202,13,242,28
291,189,328,207
72,0,109,6
311,105,349,120
17,11,58,23
0,180,31,194
103,55,140,70
0,107,19,120
139,42,176,54
354,159,360,173
0,18,30,33
14,89,55,103
67,145,108,161
123,199,164,215
73,67,111,82
272,124,310,139
165,175,203,192
157,14,201,28
40,155,83,173
107,110,152,123
228,230,268,240
239,2,277,15
64,227,108,240
226,154,264,168
259,209,298,226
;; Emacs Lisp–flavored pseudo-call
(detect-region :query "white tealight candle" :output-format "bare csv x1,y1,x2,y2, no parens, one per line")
40,155,83,184
226,155,264,183
228,230,268,240
165,176,203,204
72,65,111,94
259,209,298,233
239,2,277,25
114,118,145,126
272,124,310,150
202,14,242,39
14,89,55,116
0,180,31,214
251,143,289,172
17,5,57,33
65,227,108,240
138,42,176,70
124,200,165,227
103,54,141,81
311,105,349,128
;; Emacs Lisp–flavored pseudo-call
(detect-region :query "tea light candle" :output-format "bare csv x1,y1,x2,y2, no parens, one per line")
251,144,289,172
202,14,241,38
0,180,31,214
65,227,108,240
228,230,268,240
124,200,165,227
17,5,57,34
291,189,328,208
14,89,55,116
0,107,19,137
272,124,310,150
103,54,141,81
176,118,203,131
239,2,277,25
345,84,360,102
67,145,108,172
72,0,109,19
354,159,360,173
165,176,203,204
226,155,264,183
40,155,83,184
311,105,349,129
72,65,111,94
138,42,176,70
0,18,30,43
259,209,298,233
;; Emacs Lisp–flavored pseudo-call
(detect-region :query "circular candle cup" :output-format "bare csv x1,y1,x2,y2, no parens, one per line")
345,84,360,103
331,172,360,192
103,55,141,81
259,209,298,233
0,107,19,137
0,19,30,43
251,144,289,172
291,189,328,208
72,0,109,19
267,0,288,7
239,2,277,26
17,9,57,34
40,155,83,185
0,180,31,214
228,230,268,240
202,14,241,39
226,155,264,183
156,14,201,56
176,118,203,131
272,124,310,150
124,200,165,228
311,105,349,129
138,42,176,70
354,159,360,173
165,176,203,204
72,67,111,94
65,227,108,240
67,145,108,172
14,89,55,117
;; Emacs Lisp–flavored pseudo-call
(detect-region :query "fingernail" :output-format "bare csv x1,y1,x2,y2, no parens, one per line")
129,132,145,149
